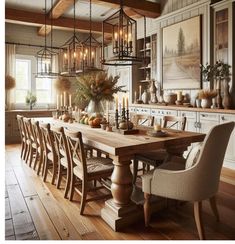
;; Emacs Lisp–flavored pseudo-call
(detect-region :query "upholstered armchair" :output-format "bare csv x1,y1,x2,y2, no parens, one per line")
142,122,235,240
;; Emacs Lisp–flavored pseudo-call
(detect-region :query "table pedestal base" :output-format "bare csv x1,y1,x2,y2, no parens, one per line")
101,199,142,231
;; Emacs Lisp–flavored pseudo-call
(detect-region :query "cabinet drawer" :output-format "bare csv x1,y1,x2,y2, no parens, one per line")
129,107,136,113
136,107,150,115
220,114,235,123
151,109,177,116
179,111,197,120
199,112,219,122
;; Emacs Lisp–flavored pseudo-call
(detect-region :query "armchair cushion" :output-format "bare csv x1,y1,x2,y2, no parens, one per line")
185,143,202,169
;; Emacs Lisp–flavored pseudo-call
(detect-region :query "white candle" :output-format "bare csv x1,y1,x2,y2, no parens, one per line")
122,96,125,108
57,95,59,110
60,94,63,108
126,96,129,110
134,91,137,102
69,94,72,107
139,85,142,98
177,91,182,101
64,91,66,107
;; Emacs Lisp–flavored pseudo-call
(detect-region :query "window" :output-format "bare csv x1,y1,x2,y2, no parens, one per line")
15,55,55,106
15,59,31,103
36,77,53,104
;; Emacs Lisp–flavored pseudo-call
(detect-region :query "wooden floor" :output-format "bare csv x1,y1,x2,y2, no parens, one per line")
5,144,235,240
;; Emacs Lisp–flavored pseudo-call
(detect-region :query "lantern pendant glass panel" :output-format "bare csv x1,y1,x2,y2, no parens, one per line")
102,7,141,66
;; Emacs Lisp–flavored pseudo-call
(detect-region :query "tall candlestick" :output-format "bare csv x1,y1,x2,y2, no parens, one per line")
106,101,109,123
69,94,72,107
60,94,63,108
57,95,59,110
64,91,66,107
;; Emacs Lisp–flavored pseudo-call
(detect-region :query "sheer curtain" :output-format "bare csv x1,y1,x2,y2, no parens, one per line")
5,44,16,109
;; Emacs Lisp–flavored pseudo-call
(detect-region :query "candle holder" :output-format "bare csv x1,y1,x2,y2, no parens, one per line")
121,107,126,120
115,109,119,129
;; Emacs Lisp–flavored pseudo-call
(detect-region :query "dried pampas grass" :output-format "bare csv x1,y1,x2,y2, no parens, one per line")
55,77,71,91
198,89,217,99
5,75,16,90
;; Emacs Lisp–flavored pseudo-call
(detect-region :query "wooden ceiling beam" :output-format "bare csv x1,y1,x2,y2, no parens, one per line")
50,0,76,19
6,8,112,34
93,0,161,18
38,0,76,36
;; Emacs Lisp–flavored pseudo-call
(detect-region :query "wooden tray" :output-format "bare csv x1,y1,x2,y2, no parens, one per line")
147,130,168,137
113,128,139,135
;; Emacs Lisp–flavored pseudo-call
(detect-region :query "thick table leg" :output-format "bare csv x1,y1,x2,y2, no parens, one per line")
101,155,142,231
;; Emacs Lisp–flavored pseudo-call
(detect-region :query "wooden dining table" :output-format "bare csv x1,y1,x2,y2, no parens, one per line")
35,117,206,231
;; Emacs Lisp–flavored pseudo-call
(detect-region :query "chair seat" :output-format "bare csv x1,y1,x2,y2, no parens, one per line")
136,149,167,166
73,157,113,178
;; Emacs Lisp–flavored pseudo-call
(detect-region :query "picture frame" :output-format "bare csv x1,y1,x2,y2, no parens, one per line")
162,15,202,90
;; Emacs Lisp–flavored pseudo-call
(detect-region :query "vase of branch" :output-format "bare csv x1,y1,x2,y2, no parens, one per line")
87,99,104,117
222,78,232,109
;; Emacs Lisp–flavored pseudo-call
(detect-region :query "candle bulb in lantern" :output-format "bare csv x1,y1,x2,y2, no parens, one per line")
57,95,59,110
60,94,63,108
69,94,72,107
64,91,66,107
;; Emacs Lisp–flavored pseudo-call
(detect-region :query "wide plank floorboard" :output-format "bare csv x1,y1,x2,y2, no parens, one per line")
5,144,235,240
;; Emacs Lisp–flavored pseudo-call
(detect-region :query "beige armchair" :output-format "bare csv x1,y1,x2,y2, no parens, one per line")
142,122,235,240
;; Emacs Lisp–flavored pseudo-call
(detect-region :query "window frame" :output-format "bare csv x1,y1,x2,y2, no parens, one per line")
14,54,56,109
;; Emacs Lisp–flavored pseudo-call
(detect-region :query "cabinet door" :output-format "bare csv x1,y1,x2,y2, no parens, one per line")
220,114,235,169
179,111,197,132
198,112,219,133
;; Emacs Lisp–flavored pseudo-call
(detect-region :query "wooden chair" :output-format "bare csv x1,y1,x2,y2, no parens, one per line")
51,126,71,198
23,117,37,167
40,123,58,185
142,122,235,240
16,115,27,160
64,129,114,215
133,115,186,184
131,114,154,127
31,121,44,174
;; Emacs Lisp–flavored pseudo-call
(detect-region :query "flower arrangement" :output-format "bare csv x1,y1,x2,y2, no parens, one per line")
198,89,217,99
74,71,126,107
25,91,37,109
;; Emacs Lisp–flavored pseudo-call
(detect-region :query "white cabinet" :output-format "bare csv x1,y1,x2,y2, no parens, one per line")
220,114,235,169
198,112,220,133
179,110,198,132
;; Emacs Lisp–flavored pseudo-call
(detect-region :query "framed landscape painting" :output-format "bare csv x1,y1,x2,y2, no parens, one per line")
162,16,202,89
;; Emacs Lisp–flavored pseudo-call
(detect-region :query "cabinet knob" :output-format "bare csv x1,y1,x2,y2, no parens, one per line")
182,113,185,117
221,116,225,121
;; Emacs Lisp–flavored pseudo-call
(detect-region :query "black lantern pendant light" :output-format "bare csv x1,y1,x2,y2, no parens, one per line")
59,0,83,76
36,0,58,78
82,0,103,72
101,0,141,66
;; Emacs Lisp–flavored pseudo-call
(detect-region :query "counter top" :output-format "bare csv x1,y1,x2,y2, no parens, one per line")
5,109,56,113
130,103,235,115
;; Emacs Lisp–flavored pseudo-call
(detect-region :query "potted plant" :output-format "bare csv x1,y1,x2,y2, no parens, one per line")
25,91,37,110
198,89,217,108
